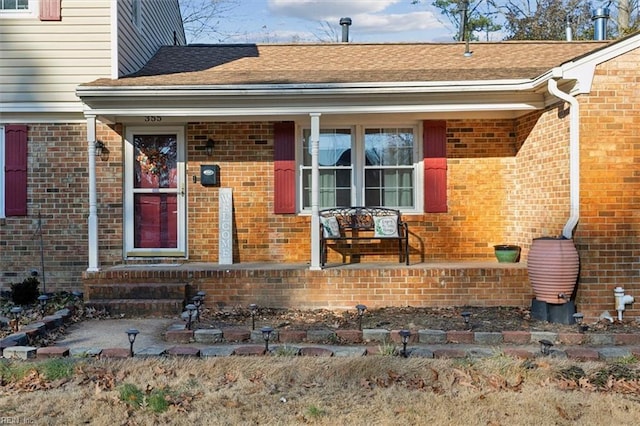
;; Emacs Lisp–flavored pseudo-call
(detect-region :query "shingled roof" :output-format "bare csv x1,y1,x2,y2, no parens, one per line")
83,41,609,87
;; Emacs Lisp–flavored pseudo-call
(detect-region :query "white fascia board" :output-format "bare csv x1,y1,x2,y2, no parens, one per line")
1,102,85,113
558,34,640,94
77,78,536,98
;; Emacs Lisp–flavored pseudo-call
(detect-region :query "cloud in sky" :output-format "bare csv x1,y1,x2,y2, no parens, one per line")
268,0,446,38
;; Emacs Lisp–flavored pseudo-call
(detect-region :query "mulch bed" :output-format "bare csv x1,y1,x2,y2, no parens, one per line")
196,305,640,334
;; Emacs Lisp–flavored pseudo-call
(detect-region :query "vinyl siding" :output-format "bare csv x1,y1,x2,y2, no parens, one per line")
0,0,184,113
117,0,185,76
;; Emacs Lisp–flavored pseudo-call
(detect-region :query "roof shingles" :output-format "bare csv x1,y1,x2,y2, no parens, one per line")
84,41,609,87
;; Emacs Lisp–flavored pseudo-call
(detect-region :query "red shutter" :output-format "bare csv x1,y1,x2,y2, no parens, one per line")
273,122,296,214
423,120,448,213
39,0,61,21
5,125,28,216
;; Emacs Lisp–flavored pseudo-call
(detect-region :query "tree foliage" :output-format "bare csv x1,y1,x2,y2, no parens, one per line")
420,0,640,41
497,0,594,40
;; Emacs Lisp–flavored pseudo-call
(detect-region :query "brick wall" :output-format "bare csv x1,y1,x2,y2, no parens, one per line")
0,122,118,292
573,47,640,320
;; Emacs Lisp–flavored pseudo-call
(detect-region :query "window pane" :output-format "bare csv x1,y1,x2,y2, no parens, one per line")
303,129,351,166
364,128,415,208
134,134,177,189
365,128,414,166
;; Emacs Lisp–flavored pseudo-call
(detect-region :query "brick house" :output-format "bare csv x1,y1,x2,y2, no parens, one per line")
3,3,639,319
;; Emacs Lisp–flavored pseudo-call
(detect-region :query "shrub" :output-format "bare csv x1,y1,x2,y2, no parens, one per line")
10,277,40,305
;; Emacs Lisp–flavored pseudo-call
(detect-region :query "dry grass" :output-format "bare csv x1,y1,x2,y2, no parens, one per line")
1,355,640,425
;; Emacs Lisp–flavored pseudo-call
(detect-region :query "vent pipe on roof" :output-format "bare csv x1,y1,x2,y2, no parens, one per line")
340,17,352,42
592,6,610,40
565,15,572,41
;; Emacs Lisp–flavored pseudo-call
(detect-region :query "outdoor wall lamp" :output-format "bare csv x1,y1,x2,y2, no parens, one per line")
185,304,196,330
38,294,49,315
95,140,105,157
261,326,274,353
126,328,139,357
206,138,214,156
399,329,411,358
249,303,258,330
356,304,367,330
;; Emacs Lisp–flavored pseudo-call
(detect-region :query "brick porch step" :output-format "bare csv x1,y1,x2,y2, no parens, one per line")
85,298,183,317
85,282,186,300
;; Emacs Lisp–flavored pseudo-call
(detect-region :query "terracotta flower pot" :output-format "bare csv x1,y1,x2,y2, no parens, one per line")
527,238,579,304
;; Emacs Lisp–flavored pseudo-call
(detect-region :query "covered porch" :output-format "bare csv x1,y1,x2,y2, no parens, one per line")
82,260,531,316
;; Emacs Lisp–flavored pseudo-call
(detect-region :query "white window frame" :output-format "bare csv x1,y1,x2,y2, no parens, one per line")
298,122,422,213
0,0,38,18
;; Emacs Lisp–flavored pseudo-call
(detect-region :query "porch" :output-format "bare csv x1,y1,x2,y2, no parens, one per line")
82,261,532,316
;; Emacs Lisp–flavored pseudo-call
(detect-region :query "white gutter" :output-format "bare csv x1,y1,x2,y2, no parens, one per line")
547,77,579,239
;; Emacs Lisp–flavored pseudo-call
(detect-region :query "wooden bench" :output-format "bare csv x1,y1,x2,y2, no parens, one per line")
319,207,409,266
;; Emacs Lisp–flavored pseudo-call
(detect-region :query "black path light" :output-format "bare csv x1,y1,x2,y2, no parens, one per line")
10,306,22,332
38,294,49,315
126,329,139,357
356,304,367,330
261,326,274,353
71,290,83,300
573,312,585,333
461,311,472,329
399,329,411,358
185,304,197,330
194,291,206,322
249,304,258,330
539,339,554,356
192,296,202,322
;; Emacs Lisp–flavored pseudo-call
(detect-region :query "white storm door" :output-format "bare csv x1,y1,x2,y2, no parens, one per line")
124,127,186,256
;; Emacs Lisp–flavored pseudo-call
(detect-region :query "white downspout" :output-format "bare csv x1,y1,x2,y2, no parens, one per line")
548,78,580,239
309,113,322,270
87,115,100,272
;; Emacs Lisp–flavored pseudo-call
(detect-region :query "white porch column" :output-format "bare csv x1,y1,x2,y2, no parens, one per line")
309,113,322,270
86,115,99,272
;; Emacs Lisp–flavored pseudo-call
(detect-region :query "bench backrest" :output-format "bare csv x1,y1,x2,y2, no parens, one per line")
319,207,401,231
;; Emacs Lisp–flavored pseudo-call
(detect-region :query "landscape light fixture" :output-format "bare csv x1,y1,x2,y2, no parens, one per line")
399,329,411,358
185,304,197,330
249,304,258,330
356,304,367,330
573,312,585,333
10,306,22,332
126,328,139,357
192,296,202,322
38,294,49,315
461,311,471,328
72,290,83,300
539,339,554,356
261,326,274,353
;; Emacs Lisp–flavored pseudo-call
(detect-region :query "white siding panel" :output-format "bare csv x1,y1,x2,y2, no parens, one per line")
0,0,112,111
117,0,185,76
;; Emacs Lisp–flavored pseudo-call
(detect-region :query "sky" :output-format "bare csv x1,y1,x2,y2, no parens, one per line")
183,0,460,44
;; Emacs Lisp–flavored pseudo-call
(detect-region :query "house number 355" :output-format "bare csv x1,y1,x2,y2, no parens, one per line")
144,116,162,122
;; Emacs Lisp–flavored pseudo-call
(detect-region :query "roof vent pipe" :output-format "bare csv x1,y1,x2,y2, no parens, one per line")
565,15,572,41
592,7,610,40
340,17,352,42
